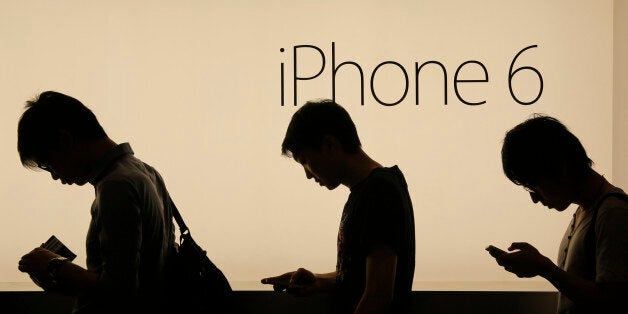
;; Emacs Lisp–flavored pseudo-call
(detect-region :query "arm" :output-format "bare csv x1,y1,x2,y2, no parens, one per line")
94,180,142,294
495,243,602,303
353,176,408,313
354,246,397,314
532,247,625,307
18,179,141,295
494,198,628,307
18,247,99,293
540,262,601,302
312,271,338,292
261,269,337,295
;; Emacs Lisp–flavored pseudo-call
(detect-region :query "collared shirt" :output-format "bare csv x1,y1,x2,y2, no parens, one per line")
74,143,175,314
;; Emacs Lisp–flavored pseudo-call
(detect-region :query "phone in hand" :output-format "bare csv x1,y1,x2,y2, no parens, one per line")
486,245,507,257
262,278,306,291
41,235,76,261
30,235,76,290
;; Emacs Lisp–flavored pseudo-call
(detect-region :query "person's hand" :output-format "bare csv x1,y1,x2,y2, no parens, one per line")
494,242,553,278
261,271,295,292
18,247,60,275
261,268,318,296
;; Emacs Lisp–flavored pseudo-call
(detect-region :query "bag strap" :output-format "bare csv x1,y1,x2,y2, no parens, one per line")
169,198,190,237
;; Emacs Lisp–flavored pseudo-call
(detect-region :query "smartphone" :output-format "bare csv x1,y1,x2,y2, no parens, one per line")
41,235,76,261
262,278,306,290
485,245,507,257
31,235,76,289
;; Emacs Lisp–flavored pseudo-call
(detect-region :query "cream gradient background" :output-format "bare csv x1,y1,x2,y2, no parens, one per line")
0,0,625,290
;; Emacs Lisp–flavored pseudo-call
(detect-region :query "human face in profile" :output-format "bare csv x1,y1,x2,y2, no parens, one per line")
38,159,82,186
37,145,89,186
523,176,572,211
294,146,343,190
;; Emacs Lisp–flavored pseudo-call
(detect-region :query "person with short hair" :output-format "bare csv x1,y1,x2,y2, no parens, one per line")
262,99,416,313
491,114,628,313
16,91,176,314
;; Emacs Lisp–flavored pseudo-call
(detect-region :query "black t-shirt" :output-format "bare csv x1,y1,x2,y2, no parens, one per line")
334,166,416,313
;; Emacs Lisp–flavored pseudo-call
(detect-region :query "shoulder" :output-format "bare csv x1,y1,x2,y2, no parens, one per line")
363,166,407,189
598,189,628,213
96,156,159,196
103,155,156,182
352,166,410,206
603,188,628,203
596,189,628,227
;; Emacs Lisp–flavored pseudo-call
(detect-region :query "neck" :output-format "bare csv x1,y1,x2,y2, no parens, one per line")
577,170,612,210
341,149,382,188
71,137,118,185
83,137,118,168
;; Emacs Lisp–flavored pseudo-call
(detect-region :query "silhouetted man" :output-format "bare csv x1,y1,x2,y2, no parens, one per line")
491,114,628,313
262,99,416,313
17,91,176,314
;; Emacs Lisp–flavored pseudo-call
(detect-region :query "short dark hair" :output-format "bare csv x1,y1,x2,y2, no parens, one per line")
501,114,592,186
281,99,361,157
17,91,107,168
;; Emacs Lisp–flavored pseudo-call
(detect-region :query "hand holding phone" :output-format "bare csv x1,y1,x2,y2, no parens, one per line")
261,277,307,291
41,235,76,261
261,270,311,292
486,245,507,258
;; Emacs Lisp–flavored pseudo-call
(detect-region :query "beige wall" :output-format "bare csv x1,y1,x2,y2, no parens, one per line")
0,0,616,287
614,0,628,189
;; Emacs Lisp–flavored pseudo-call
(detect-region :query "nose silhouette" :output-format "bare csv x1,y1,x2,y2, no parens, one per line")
530,192,539,203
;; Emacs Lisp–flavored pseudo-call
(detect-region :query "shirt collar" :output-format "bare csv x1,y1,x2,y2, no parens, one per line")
87,142,134,185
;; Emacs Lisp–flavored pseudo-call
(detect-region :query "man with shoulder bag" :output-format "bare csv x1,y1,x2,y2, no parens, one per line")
17,91,177,314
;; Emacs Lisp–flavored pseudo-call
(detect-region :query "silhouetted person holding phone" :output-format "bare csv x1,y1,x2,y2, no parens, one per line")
261,99,416,313
16,91,176,314
490,114,628,313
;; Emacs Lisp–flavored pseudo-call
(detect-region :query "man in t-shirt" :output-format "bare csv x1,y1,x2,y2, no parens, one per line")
490,114,628,313
16,91,176,314
262,99,416,313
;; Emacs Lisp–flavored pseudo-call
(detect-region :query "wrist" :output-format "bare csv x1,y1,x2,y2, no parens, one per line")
538,256,557,279
313,273,337,292
47,257,68,280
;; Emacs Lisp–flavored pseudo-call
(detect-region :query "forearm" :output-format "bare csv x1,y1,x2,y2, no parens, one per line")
541,263,600,303
354,247,397,314
53,261,100,292
314,271,337,292
497,244,606,305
